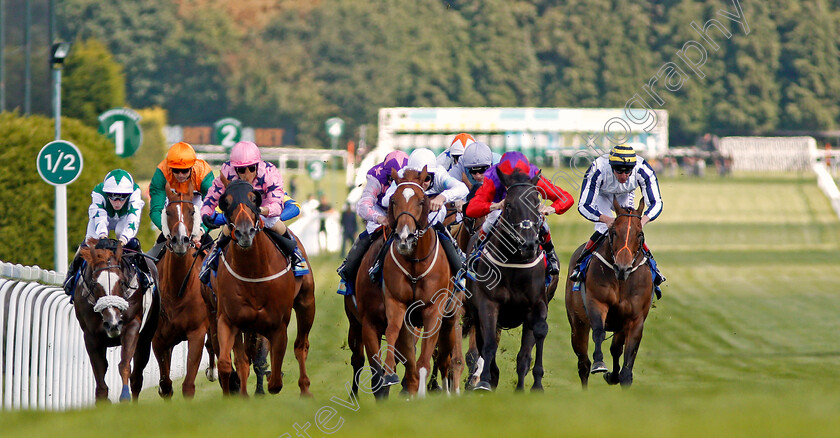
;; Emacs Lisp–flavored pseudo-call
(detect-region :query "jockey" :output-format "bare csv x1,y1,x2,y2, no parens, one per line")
369,148,469,284
464,151,574,275
436,133,476,172
336,150,409,295
147,142,215,258
198,141,308,285
568,144,666,297
63,169,151,296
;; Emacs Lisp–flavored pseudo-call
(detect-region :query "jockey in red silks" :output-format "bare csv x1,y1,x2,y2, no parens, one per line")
464,151,574,275
198,141,308,286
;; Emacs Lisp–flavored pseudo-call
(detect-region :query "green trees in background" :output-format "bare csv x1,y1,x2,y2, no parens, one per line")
2,0,831,145
62,38,126,127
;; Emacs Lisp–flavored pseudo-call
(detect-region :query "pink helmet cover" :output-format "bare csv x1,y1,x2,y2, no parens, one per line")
230,141,261,167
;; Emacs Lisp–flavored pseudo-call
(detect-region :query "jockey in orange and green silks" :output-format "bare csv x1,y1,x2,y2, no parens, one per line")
148,142,216,257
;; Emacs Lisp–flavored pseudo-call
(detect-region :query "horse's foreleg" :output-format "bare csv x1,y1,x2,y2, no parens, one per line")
530,300,549,391
152,335,173,398
84,335,109,401
361,320,388,399
515,327,535,392
119,328,140,402
216,315,238,396
204,334,218,382
293,288,316,397
619,318,646,387
416,303,445,398
395,324,418,395
267,326,289,395
382,297,408,386
603,331,625,386
233,333,250,396
585,300,609,374
475,299,500,391
346,310,365,396
182,326,208,398
252,334,268,396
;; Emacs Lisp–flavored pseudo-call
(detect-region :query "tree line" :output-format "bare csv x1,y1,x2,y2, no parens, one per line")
2,0,837,146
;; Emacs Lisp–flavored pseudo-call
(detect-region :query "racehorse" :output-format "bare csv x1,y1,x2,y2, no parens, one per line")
379,166,462,397
565,198,653,388
74,238,159,401
212,180,315,396
152,185,210,398
466,169,551,391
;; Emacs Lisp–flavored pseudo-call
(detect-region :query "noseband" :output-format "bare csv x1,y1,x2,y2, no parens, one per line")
392,182,431,242
226,202,264,242
165,199,199,249
502,183,544,246
599,212,646,278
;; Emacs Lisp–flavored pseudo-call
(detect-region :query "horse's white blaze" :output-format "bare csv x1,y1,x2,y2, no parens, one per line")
418,367,428,398
402,187,415,203
97,271,120,296
176,221,188,237
399,224,411,241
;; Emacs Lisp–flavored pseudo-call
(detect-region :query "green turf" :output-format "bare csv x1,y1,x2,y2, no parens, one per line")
3,172,840,437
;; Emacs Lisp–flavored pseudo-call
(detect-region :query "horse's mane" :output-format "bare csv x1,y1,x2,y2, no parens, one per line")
79,238,115,266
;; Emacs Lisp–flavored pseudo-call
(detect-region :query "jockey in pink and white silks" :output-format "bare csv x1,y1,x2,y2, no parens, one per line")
568,144,666,297
198,141,308,286
367,148,469,286
336,150,409,296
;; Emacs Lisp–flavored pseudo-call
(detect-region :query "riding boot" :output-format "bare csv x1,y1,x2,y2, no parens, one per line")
286,232,310,277
369,234,394,284
147,233,167,262
337,231,374,296
127,239,153,291
200,234,231,286
540,238,560,276
63,248,84,297
643,243,665,299
433,223,466,289
569,231,604,282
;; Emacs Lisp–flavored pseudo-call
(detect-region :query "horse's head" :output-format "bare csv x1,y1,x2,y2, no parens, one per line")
163,182,199,255
219,180,262,249
389,166,430,256
608,197,646,281
79,238,130,338
496,168,542,260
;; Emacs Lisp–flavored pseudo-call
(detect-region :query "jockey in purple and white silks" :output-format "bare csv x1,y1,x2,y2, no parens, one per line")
367,148,469,285
568,143,666,297
336,150,408,296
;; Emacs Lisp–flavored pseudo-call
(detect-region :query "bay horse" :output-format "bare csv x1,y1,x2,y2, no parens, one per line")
212,180,314,396
380,166,462,397
74,238,159,401
565,198,653,388
466,169,550,391
152,185,210,398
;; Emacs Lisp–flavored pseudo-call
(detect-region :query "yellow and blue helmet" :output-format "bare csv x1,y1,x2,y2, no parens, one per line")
608,144,637,171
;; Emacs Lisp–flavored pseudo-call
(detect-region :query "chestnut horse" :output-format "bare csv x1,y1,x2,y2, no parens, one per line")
565,198,653,388
152,186,210,398
466,169,551,392
212,180,314,396
74,238,159,401
380,166,461,397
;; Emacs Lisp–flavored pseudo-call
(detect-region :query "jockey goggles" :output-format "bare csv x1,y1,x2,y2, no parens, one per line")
108,193,130,201
468,165,489,175
235,164,257,174
171,167,191,175
612,165,633,175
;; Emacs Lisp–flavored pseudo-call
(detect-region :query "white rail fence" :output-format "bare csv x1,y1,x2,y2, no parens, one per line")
0,261,206,411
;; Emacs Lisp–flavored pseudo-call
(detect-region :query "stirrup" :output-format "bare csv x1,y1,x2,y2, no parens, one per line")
292,249,309,277
568,266,582,282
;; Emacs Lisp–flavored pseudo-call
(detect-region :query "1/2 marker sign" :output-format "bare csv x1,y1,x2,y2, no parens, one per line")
37,140,84,185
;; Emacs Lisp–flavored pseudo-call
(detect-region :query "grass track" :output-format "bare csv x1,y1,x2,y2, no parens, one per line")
3,173,840,437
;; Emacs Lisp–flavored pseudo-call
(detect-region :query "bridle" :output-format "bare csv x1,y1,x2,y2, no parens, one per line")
391,182,432,244
165,199,199,250
82,260,131,313
500,182,544,252
226,201,264,243
598,212,647,278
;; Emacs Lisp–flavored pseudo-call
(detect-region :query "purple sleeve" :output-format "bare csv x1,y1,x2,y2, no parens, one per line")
357,175,384,223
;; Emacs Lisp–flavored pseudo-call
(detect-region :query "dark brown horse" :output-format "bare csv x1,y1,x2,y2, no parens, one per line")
565,198,653,388
212,180,314,396
74,238,159,401
380,166,461,397
466,169,551,392
152,186,210,398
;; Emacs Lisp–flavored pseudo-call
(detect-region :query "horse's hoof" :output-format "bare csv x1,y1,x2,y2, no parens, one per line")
383,373,400,387
205,368,218,382
530,385,544,392
590,361,608,374
255,387,265,396
603,372,619,385
473,381,492,391
158,387,173,399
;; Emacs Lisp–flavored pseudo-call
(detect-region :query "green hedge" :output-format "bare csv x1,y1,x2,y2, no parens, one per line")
0,112,158,269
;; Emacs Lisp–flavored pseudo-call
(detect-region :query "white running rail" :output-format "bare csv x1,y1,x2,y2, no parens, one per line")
0,261,206,410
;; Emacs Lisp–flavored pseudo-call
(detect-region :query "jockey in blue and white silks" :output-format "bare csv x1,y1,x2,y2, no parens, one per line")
569,144,666,296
